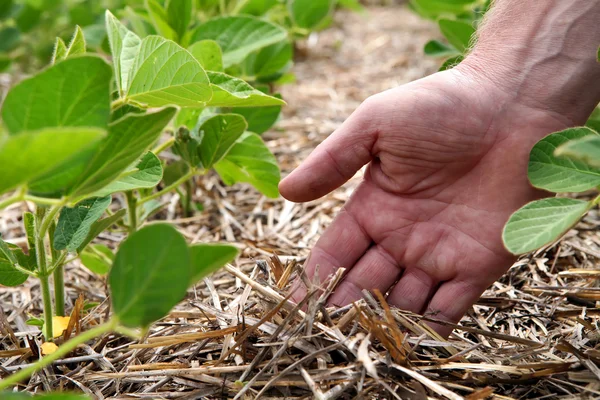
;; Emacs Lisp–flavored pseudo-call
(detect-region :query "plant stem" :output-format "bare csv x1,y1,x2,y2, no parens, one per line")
184,180,193,217
48,221,65,317
137,169,196,206
125,191,138,234
38,202,66,240
152,137,176,155
23,195,63,206
0,192,23,210
35,207,53,341
0,319,118,390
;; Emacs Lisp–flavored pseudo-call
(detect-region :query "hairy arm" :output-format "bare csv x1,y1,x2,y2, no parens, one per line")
461,0,600,125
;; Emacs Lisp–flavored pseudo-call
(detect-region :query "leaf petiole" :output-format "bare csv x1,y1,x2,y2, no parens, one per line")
137,168,197,206
152,137,176,155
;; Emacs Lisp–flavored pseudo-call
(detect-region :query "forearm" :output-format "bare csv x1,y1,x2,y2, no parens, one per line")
460,0,600,125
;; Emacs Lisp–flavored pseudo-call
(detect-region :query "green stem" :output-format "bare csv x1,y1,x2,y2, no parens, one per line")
152,137,176,155
125,191,138,234
593,194,600,206
35,207,53,341
0,319,118,390
23,195,63,206
0,192,23,210
184,180,193,217
137,169,196,206
48,221,65,317
38,202,66,240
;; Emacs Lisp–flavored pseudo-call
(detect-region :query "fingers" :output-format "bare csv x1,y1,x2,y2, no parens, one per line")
386,268,437,314
279,98,381,203
290,207,371,303
327,245,403,307
423,279,488,338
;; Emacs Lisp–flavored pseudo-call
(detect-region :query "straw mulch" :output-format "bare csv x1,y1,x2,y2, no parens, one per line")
2,5,600,399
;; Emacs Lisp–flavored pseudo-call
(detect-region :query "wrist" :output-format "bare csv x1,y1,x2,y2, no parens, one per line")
455,0,600,126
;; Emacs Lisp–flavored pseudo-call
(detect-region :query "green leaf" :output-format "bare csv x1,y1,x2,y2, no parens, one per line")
337,0,366,12
207,72,285,107
110,224,191,328
232,97,282,134
0,242,34,287
528,127,600,193
586,107,600,132
80,244,113,275
189,243,238,284
409,0,475,20
288,0,334,30
145,0,177,40
438,54,464,71
163,160,191,186
244,40,292,80
214,132,280,197
51,37,68,64
555,135,600,168
105,10,142,94
238,0,277,15
54,196,112,252
126,36,212,107
70,108,176,198
438,19,475,53
197,114,248,169
166,0,193,42
77,209,127,253
91,152,163,197
1,56,112,134
0,27,20,53
0,127,105,195
139,199,165,222
66,26,86,57
191,16,287,67
188,39,223,71
424,40,458,57
503,198,591,255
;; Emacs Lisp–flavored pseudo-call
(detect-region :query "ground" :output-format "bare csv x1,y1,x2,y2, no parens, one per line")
1,4,600,399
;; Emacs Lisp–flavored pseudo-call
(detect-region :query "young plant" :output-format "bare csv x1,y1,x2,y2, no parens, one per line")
503,126,600,255
0,6,285,384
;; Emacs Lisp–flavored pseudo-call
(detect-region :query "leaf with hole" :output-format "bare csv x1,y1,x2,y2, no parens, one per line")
105,10,142,94
206,72,285,107
503,198,592,255
188,40,223,71
53,196,112,252
126,36,212,107
69,108,176,198
191,16,287,67
1,56,112,134
189,244,238,284
91,152,163,197
529,127,600,193
0,127,105,195
110,224,191,328
214,132,280,198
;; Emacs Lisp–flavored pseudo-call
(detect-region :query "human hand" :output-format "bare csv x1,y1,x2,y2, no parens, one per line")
279,66,577,337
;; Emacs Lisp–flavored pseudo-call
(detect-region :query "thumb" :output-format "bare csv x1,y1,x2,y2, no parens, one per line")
279,98,381,202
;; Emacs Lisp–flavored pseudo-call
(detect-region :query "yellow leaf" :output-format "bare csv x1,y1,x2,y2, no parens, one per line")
52,316,71,338
40,342,58,355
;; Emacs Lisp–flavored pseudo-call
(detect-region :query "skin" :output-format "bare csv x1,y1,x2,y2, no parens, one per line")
279,0,600,337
